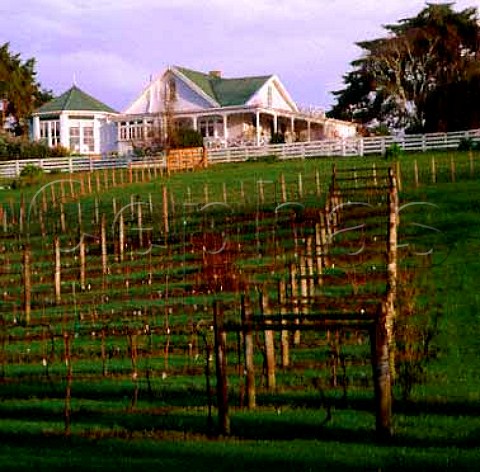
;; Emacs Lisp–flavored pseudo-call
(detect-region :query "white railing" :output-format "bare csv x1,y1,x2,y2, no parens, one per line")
0,155,165,178
207,129,480,164
0,129,479,177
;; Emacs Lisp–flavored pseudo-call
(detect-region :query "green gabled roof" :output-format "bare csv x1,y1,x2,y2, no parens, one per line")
35,85,117,114
175,66,271,107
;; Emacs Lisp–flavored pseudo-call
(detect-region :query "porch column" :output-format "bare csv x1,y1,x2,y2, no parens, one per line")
93,116,101,155
255,110,260,146
291,116,295,141
273,113,278,134
307,120,311,142
59,112,69,149
32,116,40,141
192,116,198,131
223,114,228,144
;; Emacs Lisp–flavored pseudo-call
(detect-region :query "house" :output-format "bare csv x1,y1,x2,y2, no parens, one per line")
117,66,356,154
31,85,118,155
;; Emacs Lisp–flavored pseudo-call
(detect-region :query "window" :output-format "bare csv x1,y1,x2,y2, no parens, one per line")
40,122,48,140
51,121,60,146
267,86,273,108
70,126,80,151
198,117,223,138
83,126,94,153
39,120,60,147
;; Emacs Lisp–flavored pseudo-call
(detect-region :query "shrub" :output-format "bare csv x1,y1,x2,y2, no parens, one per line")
11,164,45,189
270,133,286,144
457,137,480,152
384,142,404,160
19,164,45,178
171,128,204,149
48,144,70,157
0,134,52,160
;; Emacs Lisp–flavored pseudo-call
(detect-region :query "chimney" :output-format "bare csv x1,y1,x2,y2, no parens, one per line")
209,70,222,78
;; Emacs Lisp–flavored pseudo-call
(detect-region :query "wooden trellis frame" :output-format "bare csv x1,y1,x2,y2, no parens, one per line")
212,166,398,439
166,146,208,175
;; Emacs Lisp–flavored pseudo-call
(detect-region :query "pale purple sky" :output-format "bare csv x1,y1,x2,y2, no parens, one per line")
3,0,477,113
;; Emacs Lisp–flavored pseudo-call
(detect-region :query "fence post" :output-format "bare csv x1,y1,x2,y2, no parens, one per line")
241,294,256,409
22,244,31,325
359,137,364,157
213,301,230,435
260,291,276,391
278,280,290,368
54,235,61,305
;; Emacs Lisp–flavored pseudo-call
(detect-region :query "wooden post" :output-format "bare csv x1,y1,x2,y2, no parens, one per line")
371,303,393,438
260,291,276,391
19,193,25,234
128,332,138,410
414,159,419,187
69,176,75,198
54,236,61,305
315,216,326,283
291,263,301,345
431,157,436,184
222,182,228,204
315,169,321,197
386,167,398,381
241,295,256,409
306,236,315,297
297,172,303,199
280,173,287,203
94,198,99,225
450,156,456,183
395,161,402,192
119,212,125,262
64,333,72,436
162,186,169,237
80,174,85,195
258,180,265,205
79,232,86,291
137,199,143,248
101,214,108,278
204,183,209,205
22,244,31,325
87,173,92,194
60,202,66,233
278,280,290,368
213,301,230,435
77,202,82,229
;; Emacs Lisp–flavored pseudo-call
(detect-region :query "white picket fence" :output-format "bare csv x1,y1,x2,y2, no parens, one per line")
1,129,479,178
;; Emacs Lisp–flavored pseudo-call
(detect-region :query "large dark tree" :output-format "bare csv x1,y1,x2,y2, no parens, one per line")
0,43,52,136
329,3,480,133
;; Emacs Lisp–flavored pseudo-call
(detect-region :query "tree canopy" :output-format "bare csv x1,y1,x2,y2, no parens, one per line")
0,43,52,136
328,3,480,134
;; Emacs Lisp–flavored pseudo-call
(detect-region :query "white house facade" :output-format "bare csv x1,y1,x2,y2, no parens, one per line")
31,68,357,156
117,66,357,154
31,86,118,155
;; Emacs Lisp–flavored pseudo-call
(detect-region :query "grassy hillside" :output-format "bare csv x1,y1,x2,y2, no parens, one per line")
0,152,479,470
